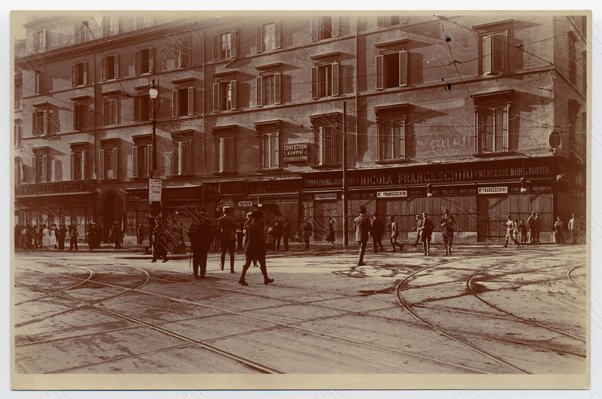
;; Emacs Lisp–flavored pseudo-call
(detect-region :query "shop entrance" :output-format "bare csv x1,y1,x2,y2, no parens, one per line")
476,196,508,242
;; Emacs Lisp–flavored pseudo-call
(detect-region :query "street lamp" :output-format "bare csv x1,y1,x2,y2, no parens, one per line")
149,79,159,176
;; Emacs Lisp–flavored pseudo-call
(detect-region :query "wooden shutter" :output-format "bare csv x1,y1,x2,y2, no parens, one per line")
311,66,319,99
71,64,76,86
274,22,282,49
493,32,506,74
399,119,406,158
256,76,263,107
114,55,120,78
310,17,319,41
256,25,264,53
231,32,238,58
332,16,340,37
318,127,324,165
331,62,340,96
99,149,105,180
212,35,220,60
229,80,237,110
149,47,155,73
70,152,75,180
172,89,178,117
274,72,281,104
399,50,408,86
82,61,88,84
212,82,219,112
187,87,194,116
502,105,510,151
135,50,140,75
82,150,87,179
376,55,384,90
112,148,118,179
42,110,49,135
42,154,48,182
482,34,492,75
132,146,139,178
227,137,235,172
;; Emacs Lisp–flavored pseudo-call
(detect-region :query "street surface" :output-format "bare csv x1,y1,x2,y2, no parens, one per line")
13,244,587,378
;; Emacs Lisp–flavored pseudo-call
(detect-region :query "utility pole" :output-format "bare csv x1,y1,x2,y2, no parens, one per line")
343,102,348,247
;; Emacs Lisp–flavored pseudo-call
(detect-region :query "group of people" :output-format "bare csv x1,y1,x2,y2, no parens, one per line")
15,223,79,251
502,212,584,247
178,207,274,286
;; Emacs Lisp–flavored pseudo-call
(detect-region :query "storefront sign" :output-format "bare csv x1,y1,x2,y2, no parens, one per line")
478,186,508,195
238,201,253,208
15,180,96,197
314,193,337,201
283,143,310,162
148,178,163,203
376,190,408,198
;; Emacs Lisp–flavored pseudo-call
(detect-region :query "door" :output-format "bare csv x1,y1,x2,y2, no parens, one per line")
477,195,508,242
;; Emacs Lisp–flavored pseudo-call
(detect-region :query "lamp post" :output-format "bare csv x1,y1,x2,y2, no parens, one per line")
148,79,161,218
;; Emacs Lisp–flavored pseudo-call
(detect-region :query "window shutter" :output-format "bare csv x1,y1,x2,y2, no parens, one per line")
482,34,492,75
43,110,49,135
502,104,510,151
177,142,183,175
43,29,49,49
149,47,155,73
172,89,178,117
400,119,407,158
134,96,140,121
494,33,506,74
187,87,194,116
399,50,408,86
71,64,76,86
99,149,105,180
256,76,263,107
231,31,238,58
274,72,281,104
185,141,192,174
135,50,140,75
70,152,75,180
376,55,384,90
230,80,237,110
274,22,282,49
212,82,220,112
132,145,139,178
100,58,106,81
82,150,87,179
112,148,118,179
227,137,236,172
311,66,319,99
311,17,319,41
332,16,340,37
212,35,219,60
318,127,325,165
256,25,264,53
114,55,120,78
42,154,48,182
83,61,88,84
331,62,340,96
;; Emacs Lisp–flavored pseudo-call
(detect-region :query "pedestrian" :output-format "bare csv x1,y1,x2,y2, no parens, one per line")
533,212,542,244
137,223,145,246
502,214,521,247
568,213,578,245
243,212,258,267
282,218,291,251
235,220,244,251
151,217,168,263
301,217,313,251
553,216,565,244
272,217,283,251
57,223,67,250
420,211,434,255
413,214,422,246
111,221,122,249
238,210,274,286
265,221,275,251
326,217,336,245
41,224,50,250
218,207,236,273
517,219,527,245
440,209,456,256
354,206,372,266
526,212,536,244
68,224,78,251
388,216,401,251
49,225,57,249
371,214,385,252
188,209,213,278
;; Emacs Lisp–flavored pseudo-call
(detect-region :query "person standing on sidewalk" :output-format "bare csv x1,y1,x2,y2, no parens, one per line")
218,207,236,273
502,214,521,247
371,214,385,252
354,206,372,266
568,213,577,244
326,217,336,245
238,211,274,286
526,212,536,244
110,221,122,249
301,218,313,251
533,212,542,244
282,218,291,251
57,223,67,251
420,211,434,256
553,216,565,244
272,217,283,251
388,216,402,252
188,209,213,278
413,214,422,246
68,224,78,251
151,217,168,263
440,209,456,256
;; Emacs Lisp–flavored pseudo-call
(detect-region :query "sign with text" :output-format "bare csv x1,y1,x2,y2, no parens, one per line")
283,143,310,162
148,178,163,203
478,186,508,195
238,201,253,208
314,193,337,201
376,190,408,198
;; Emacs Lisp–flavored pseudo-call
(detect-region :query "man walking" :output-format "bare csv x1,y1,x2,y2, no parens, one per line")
218,207,237,273
533,212,542,244
371,214,385,252
568,213,578,245
301,217,313,251
188,209,213,278
526,212,536,244
238,211,274,286
354,206,372,266
440,209,456,256
420,211,434,256
503,214,521,247
151,217,168,263
388,216,402,252
413,214,422,246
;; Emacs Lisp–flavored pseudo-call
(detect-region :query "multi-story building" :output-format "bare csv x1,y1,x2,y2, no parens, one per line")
13,12,588,243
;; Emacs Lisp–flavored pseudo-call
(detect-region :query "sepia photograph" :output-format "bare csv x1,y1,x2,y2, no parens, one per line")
9,7,592,392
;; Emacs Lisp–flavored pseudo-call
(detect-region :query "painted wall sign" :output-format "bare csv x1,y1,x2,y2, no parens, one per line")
314,193,337,200
283,143,310,162
15,181,96,197
478,186,508,195
148,178,163,203
376,190,408,198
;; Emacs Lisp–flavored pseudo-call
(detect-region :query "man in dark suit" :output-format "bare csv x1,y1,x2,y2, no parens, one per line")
188,209,213,278
238,211,274,286
420,211,434,256
354,206,372,266
371,214,385,252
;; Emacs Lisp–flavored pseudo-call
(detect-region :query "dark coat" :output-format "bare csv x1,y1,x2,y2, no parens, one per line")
371,217,385,238
354,214,372,242
188,218,213,250
245,219,266,257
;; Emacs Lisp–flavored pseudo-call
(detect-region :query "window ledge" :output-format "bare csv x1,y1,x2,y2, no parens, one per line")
472,151,518,158
213,171,237,176
312,163,342,169
256,168,283,173
375,159,411,165
169,174,195,178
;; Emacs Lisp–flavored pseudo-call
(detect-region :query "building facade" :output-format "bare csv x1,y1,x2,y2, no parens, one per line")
13,12,588,243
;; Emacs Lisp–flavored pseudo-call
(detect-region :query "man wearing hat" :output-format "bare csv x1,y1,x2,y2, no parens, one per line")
354,206,372,266
218,207,237,273
420,211,434,256
239,210,274,286
440,209,456,256
188,209,213,278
